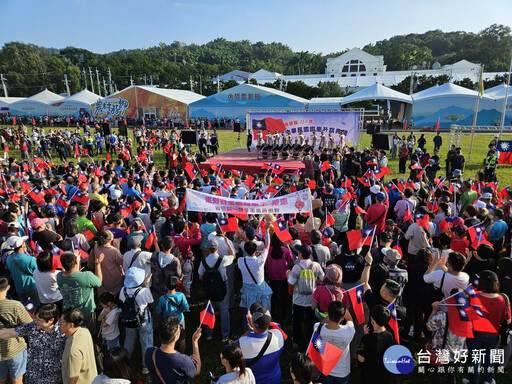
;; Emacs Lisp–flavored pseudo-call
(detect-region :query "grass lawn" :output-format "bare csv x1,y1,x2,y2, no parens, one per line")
3,125,512,383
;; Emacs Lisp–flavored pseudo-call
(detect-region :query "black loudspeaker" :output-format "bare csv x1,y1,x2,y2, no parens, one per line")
366,124,374,134
233,123,241,132
372,133,393,150
118,124,127,136
181,131,197,145
102,123,111,136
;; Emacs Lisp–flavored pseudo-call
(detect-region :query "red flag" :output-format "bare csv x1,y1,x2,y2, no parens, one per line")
373,167,391,179
184,162,198,179
244,175,256,189
354,205,366,215
232,169,242,178
464,286,497,334
347,284,365,325
346,228,375,250
51,244,64,272
207,120,211,128
438,219,450,233
106,153,111,161
211,163,222,172
416,214,429,230
289,181,297,193
272,218,292,242
262,162,273,170
321,161,330,172
387,301,400,344
446,294,473,338
27,188,44,204
307,328,343,376
12,117,16,125
393,237,403,258
218,217,239,233
230,212,248,221
326,213,335,227
402,118,407,131
273,164,284,174
71,191,90,205
467,224,492,249
403,208,413,222
200,301,215,329
357,177,371,187
82,225,95,241
499,186,510,199
305,180,316,189
434,117,440,132
145,226,157,249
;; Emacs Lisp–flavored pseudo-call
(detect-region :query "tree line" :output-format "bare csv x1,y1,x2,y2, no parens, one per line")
0,24,510,99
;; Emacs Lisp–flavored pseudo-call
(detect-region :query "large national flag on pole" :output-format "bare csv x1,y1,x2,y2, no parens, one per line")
346,228,375,250
434,117,440,132
446,293,474,338
347,284,365,325
498,141,512,164
307,328,344,376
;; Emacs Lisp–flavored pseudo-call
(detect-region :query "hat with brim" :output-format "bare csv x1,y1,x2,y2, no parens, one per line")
124,267,146,288
10,236,29,249
370,185,381,194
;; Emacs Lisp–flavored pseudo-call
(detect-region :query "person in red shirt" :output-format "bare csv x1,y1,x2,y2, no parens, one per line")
172,220,201,297
364,190,389,235
450,225,470,256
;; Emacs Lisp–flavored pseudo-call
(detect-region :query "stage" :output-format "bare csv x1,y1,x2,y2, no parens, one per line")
198,148,305,176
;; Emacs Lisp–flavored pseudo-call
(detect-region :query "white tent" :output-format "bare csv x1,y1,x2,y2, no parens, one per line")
340,83,413,105
308,97,345,110
484,83,510,100
0,97,25,114
10,89,64,116
412,82,495,102
49,89,102,117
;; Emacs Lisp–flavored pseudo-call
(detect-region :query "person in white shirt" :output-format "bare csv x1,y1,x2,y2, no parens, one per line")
239,233,272,332
123,235,154,282
33,250,63,305
379,150,388,168
423,251,469,298
208,230,237,308
313,301,355,383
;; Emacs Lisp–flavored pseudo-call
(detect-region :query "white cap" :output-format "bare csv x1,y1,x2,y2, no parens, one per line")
370,185,381,194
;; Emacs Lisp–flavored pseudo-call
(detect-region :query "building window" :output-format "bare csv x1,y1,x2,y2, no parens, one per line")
351,74,356,77
342,59,366,74
360,74,366,76
341,74,346,77
330,75,334,78
373,73,377,76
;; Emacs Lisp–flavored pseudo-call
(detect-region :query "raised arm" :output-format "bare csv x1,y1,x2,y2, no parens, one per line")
361,252,372,293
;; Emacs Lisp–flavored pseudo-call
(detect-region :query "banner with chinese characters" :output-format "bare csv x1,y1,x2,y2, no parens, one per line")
248,111,360,148
186,188,312,215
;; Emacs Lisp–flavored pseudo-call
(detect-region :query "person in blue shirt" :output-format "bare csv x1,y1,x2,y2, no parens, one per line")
5,236,39,305
64,176,78,199
124,180,141,199
486,208,509,257
157,276,189,353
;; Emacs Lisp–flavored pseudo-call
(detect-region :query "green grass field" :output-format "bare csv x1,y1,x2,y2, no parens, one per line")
3,125,512,383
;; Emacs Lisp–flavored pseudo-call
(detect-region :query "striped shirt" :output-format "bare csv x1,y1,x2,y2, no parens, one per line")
0,299,32,361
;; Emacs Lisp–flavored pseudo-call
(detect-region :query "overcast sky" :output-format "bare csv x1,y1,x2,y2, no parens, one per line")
1,0,511,55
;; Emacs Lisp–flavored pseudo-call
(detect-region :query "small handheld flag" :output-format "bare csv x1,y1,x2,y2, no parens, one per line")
200,301,216,329
307,328,343,376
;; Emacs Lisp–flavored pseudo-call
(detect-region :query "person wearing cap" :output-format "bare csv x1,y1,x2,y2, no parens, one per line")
311,264,348,319
483,147,498,183
30,217,62,251
450,147,465,176
466,270,511,384
369,231,393,264
120,267,154,374
238,305,285,384
88,182,108,207
57,251,103,336
198,237,235,342
287,244,325,350
383,249,408,302
5,236,39,306
0,221,20,245
364,188,389,235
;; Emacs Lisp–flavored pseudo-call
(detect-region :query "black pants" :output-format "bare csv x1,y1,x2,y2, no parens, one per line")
292,304,316,349
269,280,290,324
399,157,407,173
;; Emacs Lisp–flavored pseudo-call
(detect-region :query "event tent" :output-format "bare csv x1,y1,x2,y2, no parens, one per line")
49,89,102,118
94,85,204,119
411,82,499,128
9,89,64,116
485,83,512,125
308,97,345,110
340,83,413,105
189,83,307,123
0,97,25,114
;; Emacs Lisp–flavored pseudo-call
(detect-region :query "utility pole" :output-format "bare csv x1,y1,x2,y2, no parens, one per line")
83,68,88,90
108,67,113,94
190,76,193,92
0,74,8,97
63,74,70,96
150,75,153,86
95,68,101,96
88,67,95,94
102,77,108,96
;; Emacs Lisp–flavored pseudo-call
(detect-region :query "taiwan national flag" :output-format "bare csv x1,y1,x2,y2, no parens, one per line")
403,208,413,222
145,226,157,249
346,228,375,250
325,212,335,227
387,301,400,344
82,226,95,241
446,293,474,338
184,162,198,179
56,196,69,209
305,179,316,189
273,174,283,185
341,176,351,188
434,118,440,132
245,175,256,189
321,161,330,172
211,163,222,172
467,224,492,249
384,181,396,193
71,191,90,205
51,244,64,272
232,169,242,178
393,237,403,258
357,177,371,187
415,214,430,230
200,301,215,329
464,286,497,333
273,164,284,174
347,284,365,325
373,167,391,179
34,243,44,255
272,218,292,242
28,188,45,205
498,141,512,164
307,328,343,376
262,162,273,170
218,217,239,233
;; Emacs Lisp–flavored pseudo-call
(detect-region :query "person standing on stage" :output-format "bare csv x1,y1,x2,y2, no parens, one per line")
319,131,326,150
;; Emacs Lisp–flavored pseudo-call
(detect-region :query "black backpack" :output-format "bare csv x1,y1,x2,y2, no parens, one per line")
202,256,227,302
120,287,144,328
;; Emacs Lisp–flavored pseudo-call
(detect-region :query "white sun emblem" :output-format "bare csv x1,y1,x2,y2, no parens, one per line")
501,142,509,151
457,297,466,305
459,310,466,317
315,338,323,350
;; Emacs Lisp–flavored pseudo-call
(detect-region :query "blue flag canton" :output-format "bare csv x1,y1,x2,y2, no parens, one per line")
498,141,512,152
311,331,326,354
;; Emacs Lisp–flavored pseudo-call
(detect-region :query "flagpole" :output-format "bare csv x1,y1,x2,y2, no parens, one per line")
468,64,484,163
499,56,512,141
344,283,364,293
199,301,210,326
440,288,467,303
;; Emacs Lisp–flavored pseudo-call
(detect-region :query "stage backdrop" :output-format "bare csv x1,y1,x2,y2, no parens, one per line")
248,111,360,147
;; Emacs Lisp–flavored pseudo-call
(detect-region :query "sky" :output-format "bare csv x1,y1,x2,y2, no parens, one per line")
0,0,511,55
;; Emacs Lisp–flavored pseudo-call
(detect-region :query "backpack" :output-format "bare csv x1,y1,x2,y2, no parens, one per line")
202,256,227,302
296,264,316,295
120,287,144,328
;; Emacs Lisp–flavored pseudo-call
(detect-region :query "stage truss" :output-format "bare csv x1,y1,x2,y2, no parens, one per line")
449,124,500,161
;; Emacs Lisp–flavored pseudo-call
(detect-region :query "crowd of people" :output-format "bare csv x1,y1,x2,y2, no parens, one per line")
0,121,511,384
